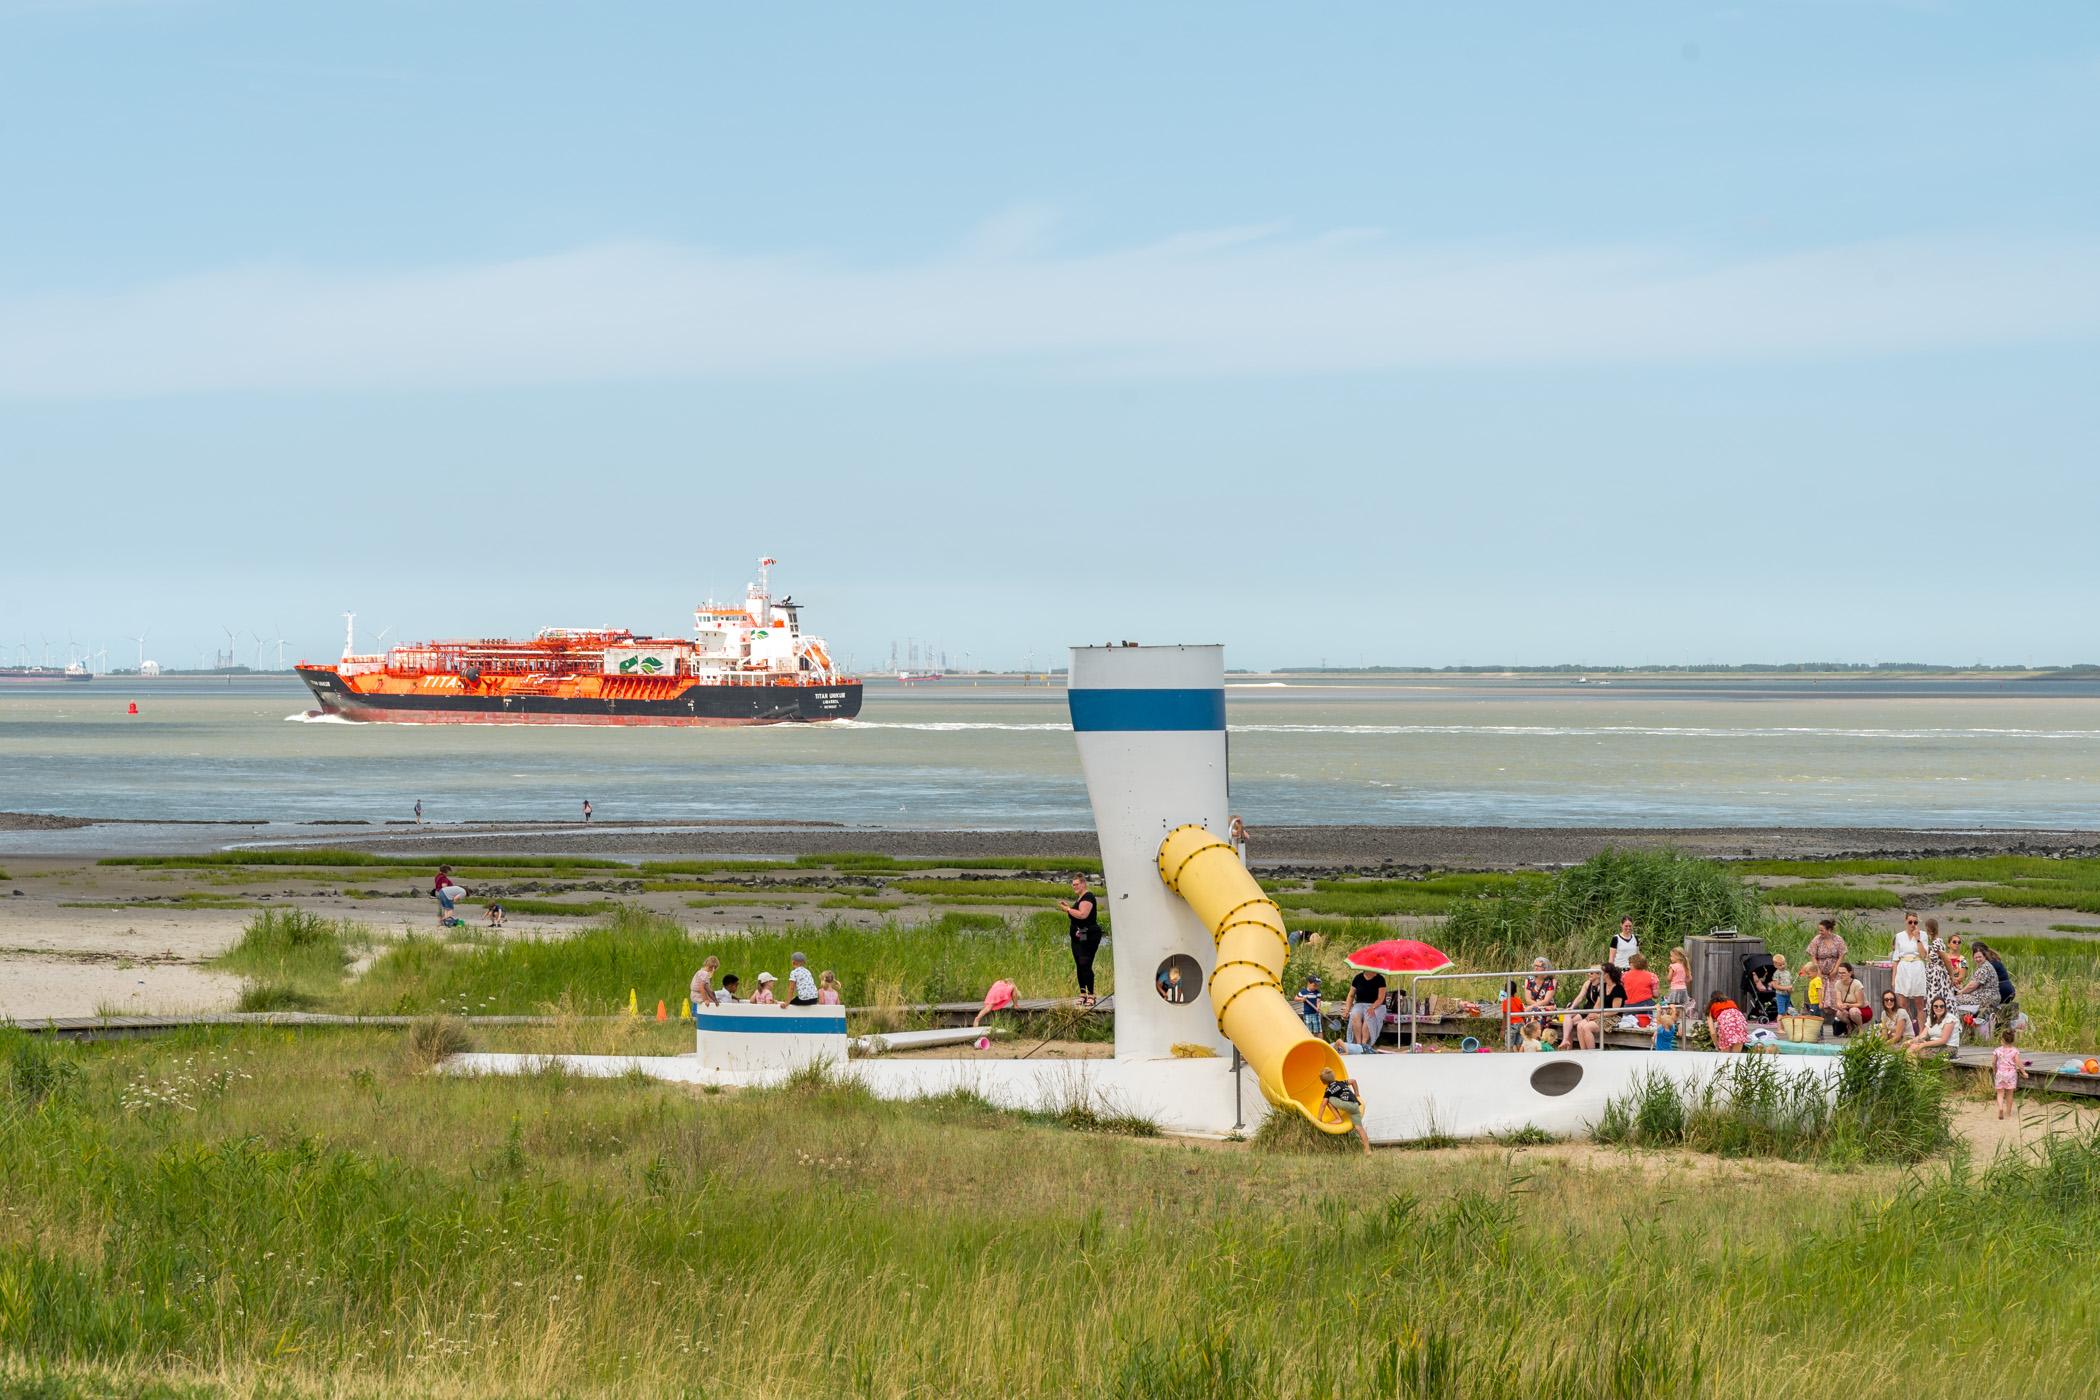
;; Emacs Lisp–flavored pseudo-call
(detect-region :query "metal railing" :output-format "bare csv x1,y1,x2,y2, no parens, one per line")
1401,967,1598,1048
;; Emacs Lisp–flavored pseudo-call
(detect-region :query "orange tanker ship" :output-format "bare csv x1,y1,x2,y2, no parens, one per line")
295,558,861,726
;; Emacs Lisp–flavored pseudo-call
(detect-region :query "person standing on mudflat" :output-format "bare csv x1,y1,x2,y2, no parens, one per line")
1056,875,1104,1006
582,799,593,822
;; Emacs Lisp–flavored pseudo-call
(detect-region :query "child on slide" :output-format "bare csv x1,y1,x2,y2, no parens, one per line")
1318,1066,1371,1155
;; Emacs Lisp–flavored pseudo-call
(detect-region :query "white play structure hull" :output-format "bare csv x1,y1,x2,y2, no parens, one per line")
443,1047,1833,1142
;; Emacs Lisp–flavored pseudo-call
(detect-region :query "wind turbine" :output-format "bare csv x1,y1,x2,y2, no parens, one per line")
247,630,265,669
270,625,290,671
222,626,237,670
128,628,150,670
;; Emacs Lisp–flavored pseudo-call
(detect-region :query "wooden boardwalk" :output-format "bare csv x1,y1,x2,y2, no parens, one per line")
11,999,1108,1042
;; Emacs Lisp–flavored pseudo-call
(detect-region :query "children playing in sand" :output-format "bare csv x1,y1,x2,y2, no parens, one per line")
1992,1025,2027,1119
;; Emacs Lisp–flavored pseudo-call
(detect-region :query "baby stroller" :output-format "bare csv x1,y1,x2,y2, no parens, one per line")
1739,951,1778,1022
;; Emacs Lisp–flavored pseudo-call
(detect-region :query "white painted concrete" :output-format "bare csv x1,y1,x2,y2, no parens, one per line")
440,1046,1837,1143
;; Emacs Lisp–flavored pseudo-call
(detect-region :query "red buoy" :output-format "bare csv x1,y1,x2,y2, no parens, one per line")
128,701,138,715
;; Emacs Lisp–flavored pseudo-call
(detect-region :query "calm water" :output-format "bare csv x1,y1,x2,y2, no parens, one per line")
2,675,2098,840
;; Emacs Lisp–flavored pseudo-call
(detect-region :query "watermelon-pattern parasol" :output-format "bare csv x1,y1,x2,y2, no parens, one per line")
1344,938,1453,976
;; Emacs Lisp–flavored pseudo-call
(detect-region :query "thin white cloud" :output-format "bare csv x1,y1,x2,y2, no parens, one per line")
2,226,2097,397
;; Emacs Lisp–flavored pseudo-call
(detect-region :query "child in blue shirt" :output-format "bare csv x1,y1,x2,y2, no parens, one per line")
1296,976,1323,1035
1653,1006,1679,1051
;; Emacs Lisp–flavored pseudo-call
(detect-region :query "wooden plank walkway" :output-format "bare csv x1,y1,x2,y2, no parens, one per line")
10,999,1109,1041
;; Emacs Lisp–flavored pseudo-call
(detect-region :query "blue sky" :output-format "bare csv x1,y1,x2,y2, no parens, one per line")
2,2,2096,670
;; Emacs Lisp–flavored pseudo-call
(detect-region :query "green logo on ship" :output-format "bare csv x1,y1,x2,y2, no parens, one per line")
617,656,665,675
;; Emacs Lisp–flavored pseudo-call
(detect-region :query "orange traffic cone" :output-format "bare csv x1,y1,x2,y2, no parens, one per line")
655,999,667,1022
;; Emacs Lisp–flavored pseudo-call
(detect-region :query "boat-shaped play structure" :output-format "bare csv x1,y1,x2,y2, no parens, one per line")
445,643,1834,1141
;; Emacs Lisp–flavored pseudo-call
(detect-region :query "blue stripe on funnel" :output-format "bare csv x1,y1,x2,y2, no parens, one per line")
1068,688,1226,732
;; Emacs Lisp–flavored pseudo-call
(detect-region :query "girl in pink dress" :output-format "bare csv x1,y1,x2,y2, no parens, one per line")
1992,1025,2027,1119
817,970,843,1005
1707,996,1750,1053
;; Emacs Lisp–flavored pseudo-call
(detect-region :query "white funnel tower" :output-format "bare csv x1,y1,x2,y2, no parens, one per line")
1068,644,1232,1061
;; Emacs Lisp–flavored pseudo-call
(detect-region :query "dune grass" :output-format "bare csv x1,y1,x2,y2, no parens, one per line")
1594,1038,1954,1165
207,910,362,1010
341,907,1092,1017
6,1025,2100,1398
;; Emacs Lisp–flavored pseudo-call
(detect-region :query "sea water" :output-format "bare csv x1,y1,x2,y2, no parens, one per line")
2,675,2098,837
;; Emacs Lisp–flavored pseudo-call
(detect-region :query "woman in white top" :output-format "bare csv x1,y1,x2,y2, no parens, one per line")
1608,918,1639,971
1905,995,1960,1056
1891,912,1928,1033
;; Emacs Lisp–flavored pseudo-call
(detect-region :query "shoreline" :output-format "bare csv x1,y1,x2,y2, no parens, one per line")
5,813,2097,868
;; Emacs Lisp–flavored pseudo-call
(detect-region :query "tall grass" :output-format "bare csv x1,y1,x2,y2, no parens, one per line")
208,910,360,1009
344,907,1097,1016
1760,883,1907,910
1594,1038,1952,1165
1436,847,1763,970
5,1027,2099,1397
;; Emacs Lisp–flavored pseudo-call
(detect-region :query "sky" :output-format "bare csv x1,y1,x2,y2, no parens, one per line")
2,2,2096,672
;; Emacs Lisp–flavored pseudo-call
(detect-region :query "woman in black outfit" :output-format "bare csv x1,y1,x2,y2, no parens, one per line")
1057,875,1104,1005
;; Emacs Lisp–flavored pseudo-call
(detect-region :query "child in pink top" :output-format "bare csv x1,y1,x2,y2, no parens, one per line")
974,978,1017,1026
817,970,843,1005
1991,1026,2027,1119
1664,948,1691,1008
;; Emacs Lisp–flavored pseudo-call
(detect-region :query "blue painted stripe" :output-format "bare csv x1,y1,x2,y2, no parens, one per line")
1068,687,1225,732
695,1013,848,1036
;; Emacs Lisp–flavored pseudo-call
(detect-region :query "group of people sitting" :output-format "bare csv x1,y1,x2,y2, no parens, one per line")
688,952,842,1010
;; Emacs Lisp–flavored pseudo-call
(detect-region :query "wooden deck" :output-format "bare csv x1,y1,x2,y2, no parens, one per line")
11,999,1108,1041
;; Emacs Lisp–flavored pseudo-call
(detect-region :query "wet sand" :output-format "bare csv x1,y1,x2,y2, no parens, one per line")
220,821,2100,870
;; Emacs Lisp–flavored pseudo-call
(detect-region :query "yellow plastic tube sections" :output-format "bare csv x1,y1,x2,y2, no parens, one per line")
1157,823,1349,1133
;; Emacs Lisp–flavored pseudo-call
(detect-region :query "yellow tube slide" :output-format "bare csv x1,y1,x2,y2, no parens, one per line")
1157,824,1349,1133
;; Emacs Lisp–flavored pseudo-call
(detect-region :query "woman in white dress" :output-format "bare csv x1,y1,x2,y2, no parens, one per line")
1891,911,1928,1034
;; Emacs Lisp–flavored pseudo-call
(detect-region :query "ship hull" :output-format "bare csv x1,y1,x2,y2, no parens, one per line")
296,668,860,726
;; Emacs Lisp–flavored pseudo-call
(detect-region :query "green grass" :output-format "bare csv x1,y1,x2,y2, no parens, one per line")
1433,847,1763,971
1273,872,1549,919
206,910,359,1007
2050,924,2100,934
1758,883,1908,910
1594,1038,1953,1166
340,907,1093,1017
1940,885,2100,916
8,1026,2100,1397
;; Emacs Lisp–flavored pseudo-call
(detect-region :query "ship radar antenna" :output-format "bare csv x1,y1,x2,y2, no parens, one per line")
757,555,776,600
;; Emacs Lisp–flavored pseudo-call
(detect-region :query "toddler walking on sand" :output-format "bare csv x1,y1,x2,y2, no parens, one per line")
1992,1025,2027,1119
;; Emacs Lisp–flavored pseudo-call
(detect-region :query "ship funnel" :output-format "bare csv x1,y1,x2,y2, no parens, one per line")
1067,645,1232,1061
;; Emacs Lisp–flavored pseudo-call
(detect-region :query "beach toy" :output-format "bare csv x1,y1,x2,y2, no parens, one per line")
974,1036,991,1051
680,999,690,1019
627,988,638,1017
655,999,667,1022
2087,1059,2099,1075
2066,1060,2088,1075
1459,1036,1480,1053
